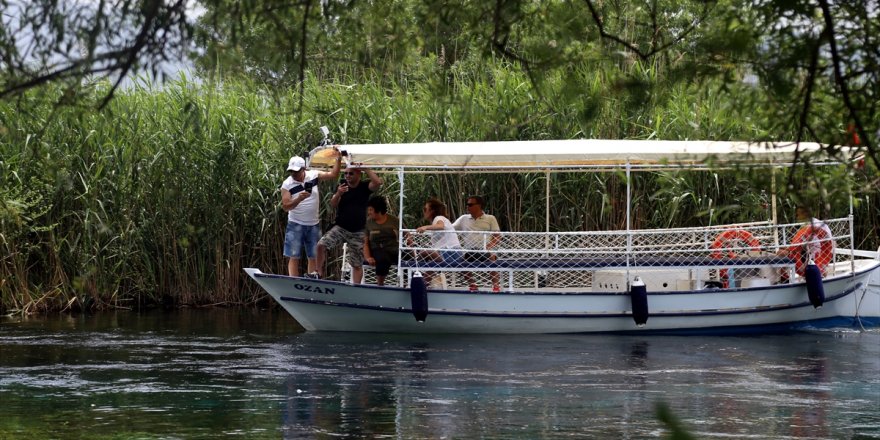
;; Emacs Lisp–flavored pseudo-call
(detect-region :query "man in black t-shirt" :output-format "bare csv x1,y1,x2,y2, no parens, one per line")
315,167,383,282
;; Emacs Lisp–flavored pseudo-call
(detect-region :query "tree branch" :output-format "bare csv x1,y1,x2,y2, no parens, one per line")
297,0,312,115
582,0,713,62
788,34,821,188
490,0,539,92
0,0,189,109
817,0,879,170
583,0,647,60
98,0,167,109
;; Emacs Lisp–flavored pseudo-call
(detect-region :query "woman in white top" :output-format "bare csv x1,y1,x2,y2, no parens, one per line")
415,197,463,264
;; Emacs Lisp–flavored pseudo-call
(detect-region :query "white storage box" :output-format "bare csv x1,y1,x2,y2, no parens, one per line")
592,269,693,292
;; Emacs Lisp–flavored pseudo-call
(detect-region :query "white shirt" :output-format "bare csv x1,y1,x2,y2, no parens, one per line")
453,213,500,249
805,218,835,259
282,170,321,226
429,216,462,250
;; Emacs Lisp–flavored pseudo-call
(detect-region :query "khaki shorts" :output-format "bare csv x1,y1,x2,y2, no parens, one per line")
318,226,366,268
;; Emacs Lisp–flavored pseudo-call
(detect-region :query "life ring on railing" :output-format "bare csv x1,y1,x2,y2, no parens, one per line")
710,229,761,288
789,225,834,276
711,229,761,259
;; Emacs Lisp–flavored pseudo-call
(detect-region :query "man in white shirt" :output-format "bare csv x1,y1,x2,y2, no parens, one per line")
280,154,341,277
452,196,502,292
800,208,834,259
777,206,836,277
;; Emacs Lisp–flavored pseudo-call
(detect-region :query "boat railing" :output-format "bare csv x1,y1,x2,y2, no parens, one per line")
352,217,855,291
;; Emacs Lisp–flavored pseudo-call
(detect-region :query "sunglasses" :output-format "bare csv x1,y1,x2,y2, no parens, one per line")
466,203,477,207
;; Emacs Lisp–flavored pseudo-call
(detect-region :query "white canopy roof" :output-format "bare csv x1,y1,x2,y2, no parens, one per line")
309,139,849,169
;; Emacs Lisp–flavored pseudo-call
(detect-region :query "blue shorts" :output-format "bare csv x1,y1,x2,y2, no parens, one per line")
440,250,464,264
284,222,321,259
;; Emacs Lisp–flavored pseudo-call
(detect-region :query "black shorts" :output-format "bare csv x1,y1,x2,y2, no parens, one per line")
372,249,398,277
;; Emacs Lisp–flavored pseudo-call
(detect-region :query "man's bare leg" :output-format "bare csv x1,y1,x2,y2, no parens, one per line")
315,243,327,277
491,271,501,291
288,257,301,277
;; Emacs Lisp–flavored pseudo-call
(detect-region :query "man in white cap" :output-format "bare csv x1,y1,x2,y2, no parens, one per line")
281,154,341,277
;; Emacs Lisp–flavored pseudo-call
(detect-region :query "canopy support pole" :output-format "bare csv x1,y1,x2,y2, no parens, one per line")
536,169,551,286
625,162,632,281
397,167,405,287
771,167,779,250
545,169,551,233
849,169,855,273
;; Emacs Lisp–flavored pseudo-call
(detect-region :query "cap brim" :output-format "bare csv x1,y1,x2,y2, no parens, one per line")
288,166,303,172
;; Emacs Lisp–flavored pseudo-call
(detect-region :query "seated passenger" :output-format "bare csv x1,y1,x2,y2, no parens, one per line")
364,196,399,286
777,206,836,278
453,195,502,292
410,198,462,287
415,197,463,264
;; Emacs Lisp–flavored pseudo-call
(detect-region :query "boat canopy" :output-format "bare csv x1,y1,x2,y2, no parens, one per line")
309,139,852,170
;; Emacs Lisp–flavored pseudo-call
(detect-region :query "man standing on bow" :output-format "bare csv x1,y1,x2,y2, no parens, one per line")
315,166,383,283
280,154,341,277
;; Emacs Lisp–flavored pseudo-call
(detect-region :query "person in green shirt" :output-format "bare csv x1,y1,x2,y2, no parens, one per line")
364,196,399,286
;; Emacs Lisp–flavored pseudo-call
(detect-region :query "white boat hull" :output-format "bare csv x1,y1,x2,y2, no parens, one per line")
245,262,880,334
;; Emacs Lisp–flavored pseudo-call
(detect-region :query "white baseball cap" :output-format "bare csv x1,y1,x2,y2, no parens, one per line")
287,156,306,172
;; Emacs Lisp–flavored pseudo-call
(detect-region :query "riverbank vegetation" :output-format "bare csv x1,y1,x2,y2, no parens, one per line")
2,1,878,313
2,61,877,313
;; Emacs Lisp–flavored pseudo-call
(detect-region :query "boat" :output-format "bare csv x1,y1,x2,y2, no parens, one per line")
245,139,880,334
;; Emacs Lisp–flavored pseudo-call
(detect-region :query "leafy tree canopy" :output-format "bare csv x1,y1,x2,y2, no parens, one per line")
1,0,877,170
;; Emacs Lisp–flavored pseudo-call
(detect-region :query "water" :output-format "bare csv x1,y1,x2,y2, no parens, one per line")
1,309,878,439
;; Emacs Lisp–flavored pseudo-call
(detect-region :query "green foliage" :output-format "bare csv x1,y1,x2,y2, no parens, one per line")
0,0,192,105
2,57,877,312
189,0,879,169
3,0,879,311
3,1,878,170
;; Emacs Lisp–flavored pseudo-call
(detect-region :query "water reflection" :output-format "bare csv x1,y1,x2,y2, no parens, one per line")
275,332,880,439
1,311,879,439
789,350,829,438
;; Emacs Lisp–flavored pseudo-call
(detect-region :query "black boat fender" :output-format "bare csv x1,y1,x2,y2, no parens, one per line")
630,276,649,327
805,260,825,308
410,271,428,322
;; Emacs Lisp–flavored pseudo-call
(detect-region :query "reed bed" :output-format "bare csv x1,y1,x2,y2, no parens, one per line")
1,62,876,313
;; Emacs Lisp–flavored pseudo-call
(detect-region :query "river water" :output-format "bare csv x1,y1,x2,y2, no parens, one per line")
1,308,878,439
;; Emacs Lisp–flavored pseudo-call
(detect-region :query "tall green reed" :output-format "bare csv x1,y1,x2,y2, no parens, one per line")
1,61,876,313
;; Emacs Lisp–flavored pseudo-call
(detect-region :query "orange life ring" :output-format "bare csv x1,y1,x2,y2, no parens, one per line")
710,229,761,287
711,229,761,259
789,224,834,275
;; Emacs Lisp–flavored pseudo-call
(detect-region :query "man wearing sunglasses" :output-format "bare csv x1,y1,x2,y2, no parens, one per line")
314,167,383,282
453,196,502,292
